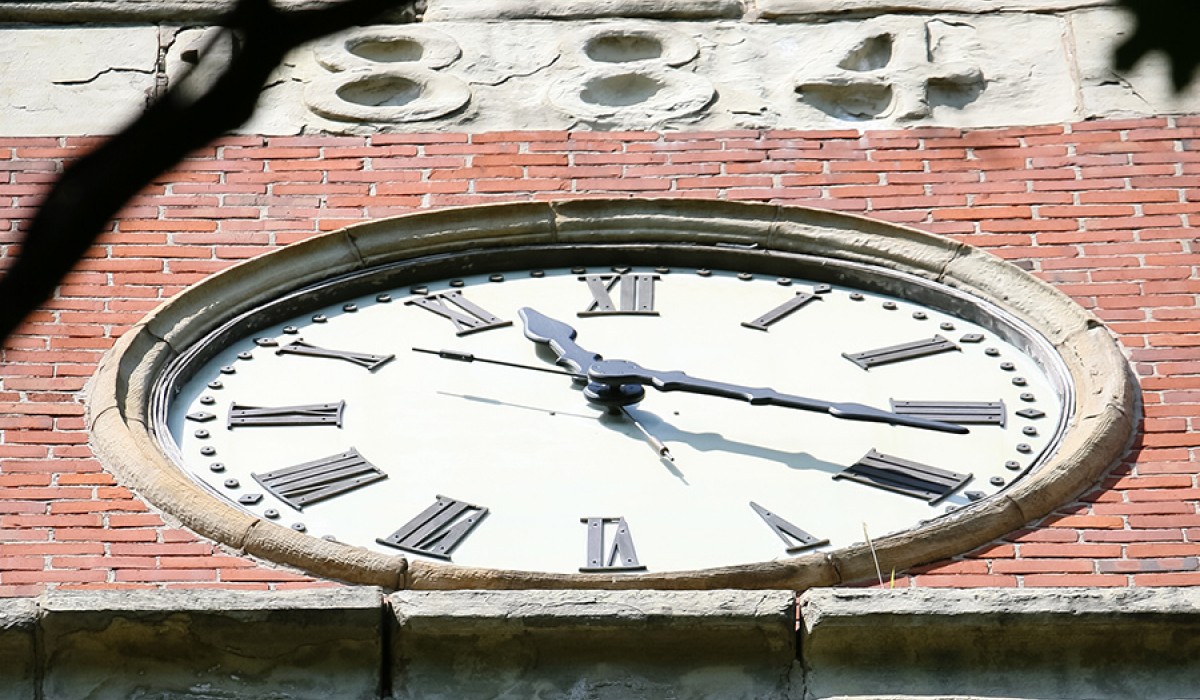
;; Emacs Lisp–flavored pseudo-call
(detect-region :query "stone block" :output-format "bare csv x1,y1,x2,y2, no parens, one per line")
800,588,1200,700
0,27,158,136
758,0,1107,19
1071,7,1200,119
38,588,383,700
424,0,744,21
389,589,799,699
0,599,37,700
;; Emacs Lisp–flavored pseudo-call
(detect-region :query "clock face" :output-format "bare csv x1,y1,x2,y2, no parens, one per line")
159,245,1069,575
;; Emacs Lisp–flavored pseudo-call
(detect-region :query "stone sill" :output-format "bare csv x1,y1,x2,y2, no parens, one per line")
3,587,1199,699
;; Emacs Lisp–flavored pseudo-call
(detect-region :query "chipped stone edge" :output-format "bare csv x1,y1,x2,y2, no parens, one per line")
86,199,1138,590
0,0,420,22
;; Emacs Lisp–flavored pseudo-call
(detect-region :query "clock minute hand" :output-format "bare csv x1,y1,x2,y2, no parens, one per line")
518,307,602,375
587,359,969,435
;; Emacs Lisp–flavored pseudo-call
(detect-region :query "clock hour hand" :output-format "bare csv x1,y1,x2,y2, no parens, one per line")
587,359,969,435
518,307,603,375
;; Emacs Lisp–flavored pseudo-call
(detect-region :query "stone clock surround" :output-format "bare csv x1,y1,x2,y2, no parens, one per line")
87,198,1138,590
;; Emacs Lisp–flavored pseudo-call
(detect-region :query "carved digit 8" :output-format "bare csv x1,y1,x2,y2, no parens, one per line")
547,23,715,126
305,26,470,123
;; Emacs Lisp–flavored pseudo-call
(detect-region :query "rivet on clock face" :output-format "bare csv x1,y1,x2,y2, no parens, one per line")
239,493,263,506
193,429,210,439
292,523,307,532
777,277,792,286
1005,460,1021,471
530,270,545,278
254,338,278,347
738,272,753,281
1020,392,1036,402
312,314,327,323
814,284,832,294
912,311,927,320
1023,426,1038,436
376,293,392,303
697,268,712,277
990,476,1006,487
850,293,864,301
489,274,504,282
220,366,236,374
965,490,985,502
1000,362,1016,371
282,326,299,334
411,286,428,295
207,381,223,390
985,347,1000,356
343,303,358,312
960,333,984,343
186,411,215,422
1013,377,1028,386
571,266,586,275
612,266,631,274
223,479,239,489
1016,443,1033,454
200,447,216,456
237,352,252,361
209,462,225,473
655,266,670,274
882,301,897,310
200,396,215,405
264,509,279,519
940,322,955,331
322,535,338,542
450,279,465,288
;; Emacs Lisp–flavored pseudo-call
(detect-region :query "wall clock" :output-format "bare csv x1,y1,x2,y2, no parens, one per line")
91,200,1136,589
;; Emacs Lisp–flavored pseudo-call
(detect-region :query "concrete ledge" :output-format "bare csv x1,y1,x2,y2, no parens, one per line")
390,589,799,699
38,588,384,700
800,588,1200,700
7,588,1200,698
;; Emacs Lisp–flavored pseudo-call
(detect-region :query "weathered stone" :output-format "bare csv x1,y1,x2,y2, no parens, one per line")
0,600,37,700
0,0,421,22
424,0,744,21
0,27,158,136
389,589,799,699
39,588,383,700
800,588,1200,700
1071,6,1200,119
759,0,1109,19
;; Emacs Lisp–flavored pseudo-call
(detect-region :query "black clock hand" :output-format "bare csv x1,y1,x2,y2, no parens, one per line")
518,307,603,375
588,359,969,435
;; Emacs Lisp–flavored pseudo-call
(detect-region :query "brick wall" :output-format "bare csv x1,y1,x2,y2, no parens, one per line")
2,117,1198,597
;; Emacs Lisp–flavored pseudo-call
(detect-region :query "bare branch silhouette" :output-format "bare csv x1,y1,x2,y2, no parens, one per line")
0,0,410,344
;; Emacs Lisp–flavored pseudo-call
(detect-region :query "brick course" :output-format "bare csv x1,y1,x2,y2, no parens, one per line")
1,117,1195,596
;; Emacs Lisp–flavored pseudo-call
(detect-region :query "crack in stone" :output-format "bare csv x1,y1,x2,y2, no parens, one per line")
467,53,561,87
52,65,154,86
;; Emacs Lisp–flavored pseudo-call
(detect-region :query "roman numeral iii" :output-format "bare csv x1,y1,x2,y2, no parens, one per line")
578,274,659,316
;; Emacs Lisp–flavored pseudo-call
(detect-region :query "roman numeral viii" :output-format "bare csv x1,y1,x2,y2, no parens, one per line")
578,274,659,316
252,448,386,510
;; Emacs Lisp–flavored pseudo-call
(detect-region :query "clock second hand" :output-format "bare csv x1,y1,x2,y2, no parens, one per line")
411,347,676,463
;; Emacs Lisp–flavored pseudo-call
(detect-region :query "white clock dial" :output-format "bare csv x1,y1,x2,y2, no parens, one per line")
164,256,1068,575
